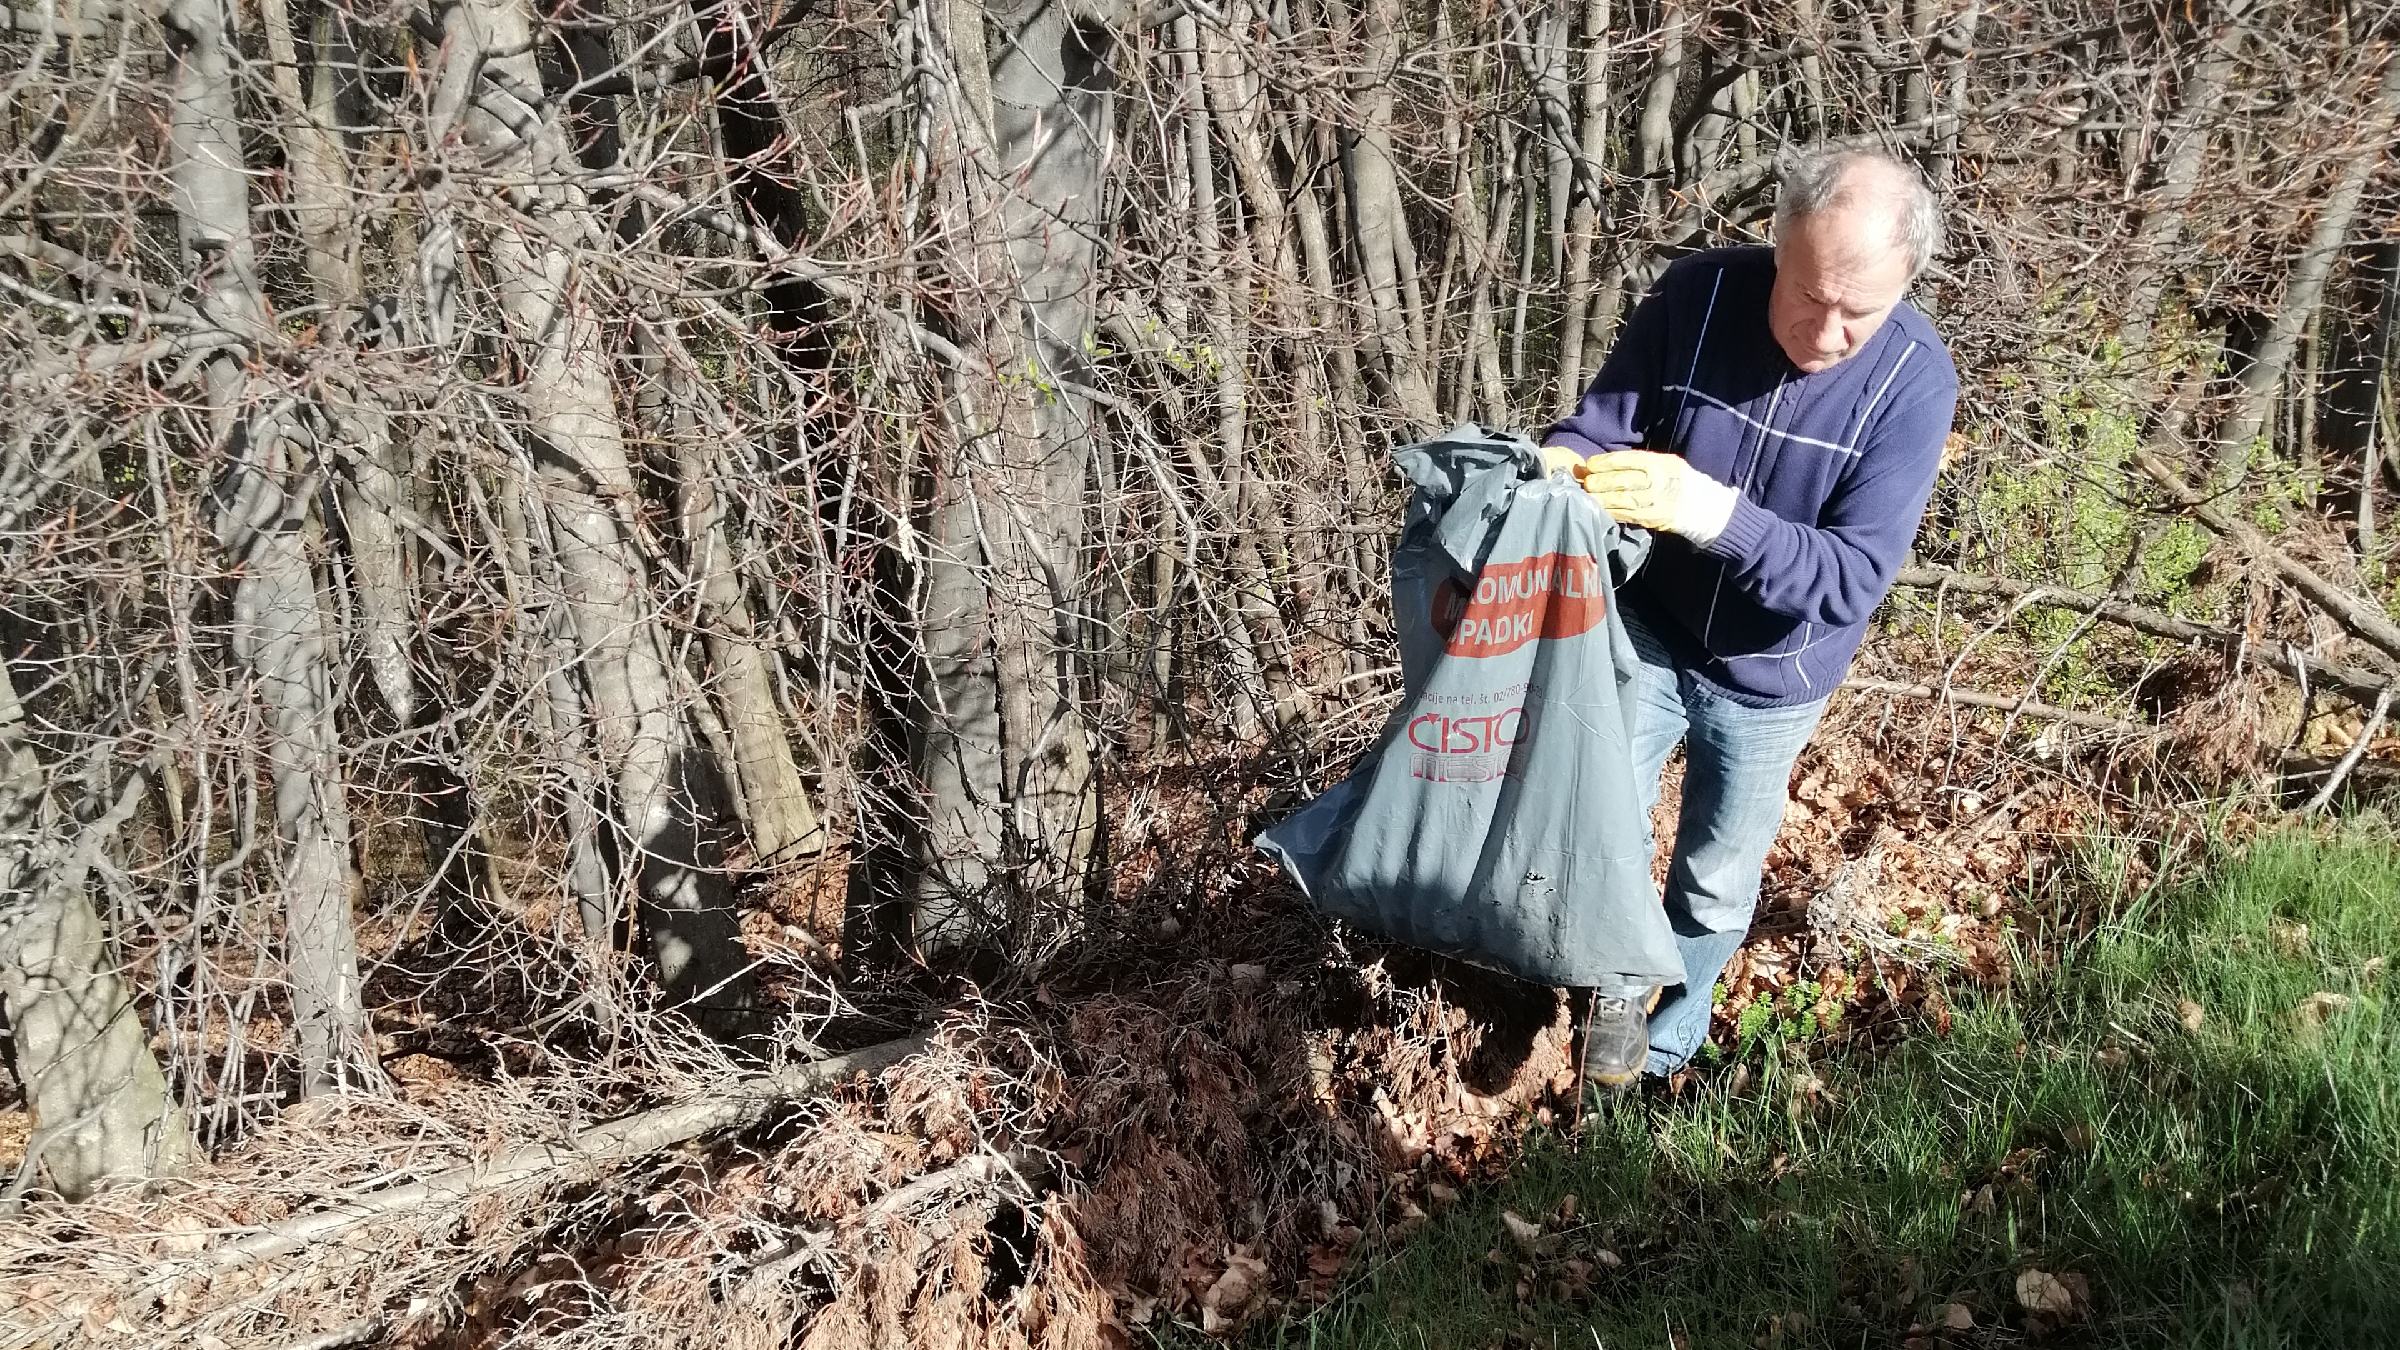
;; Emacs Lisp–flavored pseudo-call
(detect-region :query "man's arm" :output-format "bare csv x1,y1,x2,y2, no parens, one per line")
1543,273,1673,459
1700,381,1957,628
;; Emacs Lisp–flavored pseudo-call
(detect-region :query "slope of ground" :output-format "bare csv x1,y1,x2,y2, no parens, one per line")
0,693,2247,1348
1255,825,2400,1348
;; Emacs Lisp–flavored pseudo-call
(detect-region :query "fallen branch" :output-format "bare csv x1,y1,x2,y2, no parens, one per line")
2304,687,2394,814
147,1035,929,1288
738,1149,1055,1294
1894,566,2396,706
2131,448,2400,667
1844,677,2156,737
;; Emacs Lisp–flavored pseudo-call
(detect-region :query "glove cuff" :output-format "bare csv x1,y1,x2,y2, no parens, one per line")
1676,473,1740,546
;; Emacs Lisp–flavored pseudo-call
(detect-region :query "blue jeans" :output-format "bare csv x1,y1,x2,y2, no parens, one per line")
1621,613,1828,1076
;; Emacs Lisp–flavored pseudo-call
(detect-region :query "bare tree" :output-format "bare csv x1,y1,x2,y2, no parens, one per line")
0,662,194,1198
164,0,378,1095
428,0,763,1031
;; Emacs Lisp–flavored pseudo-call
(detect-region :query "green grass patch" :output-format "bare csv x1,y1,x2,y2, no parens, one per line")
1253,827,2400,1348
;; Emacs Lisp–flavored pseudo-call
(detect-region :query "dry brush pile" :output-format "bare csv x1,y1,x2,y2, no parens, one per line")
3,0,2400,1344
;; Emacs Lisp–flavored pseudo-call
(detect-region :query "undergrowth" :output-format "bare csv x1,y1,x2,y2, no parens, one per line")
1240,824,2400,1349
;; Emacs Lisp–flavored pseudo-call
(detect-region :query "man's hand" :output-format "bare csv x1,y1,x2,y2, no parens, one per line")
1580,450,1740,544
1540,445,1588,478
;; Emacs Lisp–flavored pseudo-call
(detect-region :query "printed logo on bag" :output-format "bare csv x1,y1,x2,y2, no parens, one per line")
1430,552,1607,658
1406,703,1526,782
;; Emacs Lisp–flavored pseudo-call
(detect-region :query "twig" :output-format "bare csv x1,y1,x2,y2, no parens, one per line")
1844,677,2155,737
2303,686,2393,814
268,1315,389,1350
739,1149,1054,1291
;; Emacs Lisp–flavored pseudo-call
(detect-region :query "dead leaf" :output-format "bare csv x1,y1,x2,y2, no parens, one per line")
1199,1251,1269,1333
1500,1209,1543,1252
2177,999,2206,1033
155,1211,211,1256
2016,1267,2077,1317
2295,991,2353,1027
1939,1302,1974,1330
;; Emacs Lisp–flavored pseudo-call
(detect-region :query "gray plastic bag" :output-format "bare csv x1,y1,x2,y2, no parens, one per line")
1257,424,1681,990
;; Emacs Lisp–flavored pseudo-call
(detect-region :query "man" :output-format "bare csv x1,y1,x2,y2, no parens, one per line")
1541,146,1958,1084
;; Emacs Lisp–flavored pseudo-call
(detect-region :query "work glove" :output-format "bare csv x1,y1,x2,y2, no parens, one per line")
1540,444,1588,479
1580,450,1739,545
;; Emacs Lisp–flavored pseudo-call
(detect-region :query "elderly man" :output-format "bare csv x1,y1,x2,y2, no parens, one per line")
1543,147,1958,1084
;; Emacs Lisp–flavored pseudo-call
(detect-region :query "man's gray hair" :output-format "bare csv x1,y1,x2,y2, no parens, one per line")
1773,145,1944,278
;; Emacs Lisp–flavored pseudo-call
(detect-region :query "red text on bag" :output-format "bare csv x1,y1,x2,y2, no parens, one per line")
1430,552,1607,658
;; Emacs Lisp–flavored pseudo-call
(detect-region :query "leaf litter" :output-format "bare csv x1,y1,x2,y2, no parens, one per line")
0,695,2170,1347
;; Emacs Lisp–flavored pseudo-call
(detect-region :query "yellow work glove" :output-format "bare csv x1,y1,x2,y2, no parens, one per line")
1540,445,1589,479
1580,450,1740,544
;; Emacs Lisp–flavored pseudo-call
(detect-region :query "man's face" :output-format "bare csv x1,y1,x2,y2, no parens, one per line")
1768,210,1913,375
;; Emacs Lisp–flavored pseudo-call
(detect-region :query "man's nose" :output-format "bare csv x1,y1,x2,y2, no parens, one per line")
1812,310,1846,353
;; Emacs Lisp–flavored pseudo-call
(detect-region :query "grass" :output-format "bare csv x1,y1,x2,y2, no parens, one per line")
1245,826,2400,1348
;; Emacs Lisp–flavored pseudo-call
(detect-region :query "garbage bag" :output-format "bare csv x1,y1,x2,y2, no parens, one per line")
1257,424,1682,990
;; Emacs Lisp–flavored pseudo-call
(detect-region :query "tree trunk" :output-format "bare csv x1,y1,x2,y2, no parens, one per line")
1552,0,1610,414
884,0,1110,954
1340,0,1439,429
694,0,832,363
2322,239,2399,544
0,664,195,1200
668,357,825,869
436,0,761,1034
163,0,379,1095
1635,0,1686,193
2117,0,2253,359
260,0,483,912
2211,56,2400,482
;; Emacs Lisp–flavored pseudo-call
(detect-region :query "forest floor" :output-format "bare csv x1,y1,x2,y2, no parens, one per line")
1233,826,2400,1349
0,680,2381,1349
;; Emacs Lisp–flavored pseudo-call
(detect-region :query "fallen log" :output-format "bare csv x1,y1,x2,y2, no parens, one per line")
1893,566,2396,706
139,1034,930,1294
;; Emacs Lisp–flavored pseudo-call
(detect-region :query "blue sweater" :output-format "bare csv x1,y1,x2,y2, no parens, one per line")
1545,247,1958,706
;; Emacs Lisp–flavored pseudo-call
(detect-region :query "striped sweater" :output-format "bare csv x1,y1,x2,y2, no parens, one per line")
1545,246,1958,706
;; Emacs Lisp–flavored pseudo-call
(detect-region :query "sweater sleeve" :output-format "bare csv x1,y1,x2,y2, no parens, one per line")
1699,372,1957,627
1543,270,1673,458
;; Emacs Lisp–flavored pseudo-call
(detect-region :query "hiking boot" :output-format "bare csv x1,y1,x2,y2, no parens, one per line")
1578,988,1652,1088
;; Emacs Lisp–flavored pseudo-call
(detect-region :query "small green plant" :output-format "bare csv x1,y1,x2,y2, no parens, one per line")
1732,978,1837,1060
